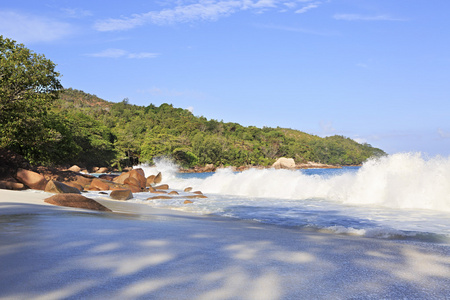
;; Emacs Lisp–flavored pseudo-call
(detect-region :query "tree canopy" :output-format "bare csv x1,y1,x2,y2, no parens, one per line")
54,89,386,169
0,36,64,164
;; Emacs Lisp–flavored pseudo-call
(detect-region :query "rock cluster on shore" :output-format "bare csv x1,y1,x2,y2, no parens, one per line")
0,150,341,211
0,151,206,211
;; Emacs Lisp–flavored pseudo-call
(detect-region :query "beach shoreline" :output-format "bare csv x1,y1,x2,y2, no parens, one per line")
1,189,450,299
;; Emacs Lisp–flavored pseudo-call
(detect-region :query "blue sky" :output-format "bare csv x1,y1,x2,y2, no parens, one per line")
1,0,450,156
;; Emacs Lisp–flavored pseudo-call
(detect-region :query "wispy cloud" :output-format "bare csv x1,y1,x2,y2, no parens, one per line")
255,23,338,36
438,128,450,139
295,2,320,14
319,120,336,136
87,48,159,59
356,63,369,68
0,11,73,43
333,14,406,22
94,0,326,32
61,8,93,18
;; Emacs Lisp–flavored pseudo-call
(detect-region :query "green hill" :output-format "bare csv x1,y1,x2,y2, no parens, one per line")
53,88,385,169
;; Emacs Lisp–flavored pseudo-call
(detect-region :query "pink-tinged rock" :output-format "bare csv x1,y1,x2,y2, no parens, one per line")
129,169,146,188
45,180,81,194
65,182,84,192
146,175,155,186
15,168,48,190
154,172,162,184
70,175,93,189
90,178,110,191
186,194,208,199
147,195,172,200
68,165,81,173
124,176,141,187
272,157,296,169
110,189,133,200
0,180,26,190
44,194,112,211
95,167,109,173
113,171,130,184
154,184,169,190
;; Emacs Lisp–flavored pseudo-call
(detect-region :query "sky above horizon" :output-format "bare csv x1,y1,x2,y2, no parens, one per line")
1,0,450,156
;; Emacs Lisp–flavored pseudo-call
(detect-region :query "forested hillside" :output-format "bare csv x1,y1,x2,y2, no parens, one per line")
52,88,385,169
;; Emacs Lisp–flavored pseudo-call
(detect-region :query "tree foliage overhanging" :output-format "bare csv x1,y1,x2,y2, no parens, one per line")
0,36,386,169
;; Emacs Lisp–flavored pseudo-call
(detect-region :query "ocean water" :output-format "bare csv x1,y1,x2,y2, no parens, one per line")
90,153,450,243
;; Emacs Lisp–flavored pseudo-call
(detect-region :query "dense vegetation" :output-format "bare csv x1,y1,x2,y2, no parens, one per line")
0,35,65,165
1,36,385,169
54,89,385,169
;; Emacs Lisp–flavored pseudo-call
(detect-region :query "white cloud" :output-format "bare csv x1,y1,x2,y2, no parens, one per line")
295,2,320,14
61,8,93,18
0,11,73,43
94,0,325,31
127,52,160,59
186,106,194,113
87,48,160,59
333,14,405,21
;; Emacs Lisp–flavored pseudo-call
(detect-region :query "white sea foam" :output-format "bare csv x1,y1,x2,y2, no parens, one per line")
344,153,450,211
150,153,450,212
134,157,179,181
124,153,450,239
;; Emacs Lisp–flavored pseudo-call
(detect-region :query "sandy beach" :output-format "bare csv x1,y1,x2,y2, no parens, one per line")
1,189,450,299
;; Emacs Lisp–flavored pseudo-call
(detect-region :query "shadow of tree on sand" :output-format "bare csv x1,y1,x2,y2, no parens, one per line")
1,203,450,299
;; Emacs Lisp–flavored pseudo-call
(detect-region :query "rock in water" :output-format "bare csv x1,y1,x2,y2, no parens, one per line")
96,167,109,173
15,168,48,190
113,172,130,184
129,169,146,188
272,157,296,169
146,175,155,186
68,165,81,173
154,184,169,190
204,164,215,172
65,182,84,192
186,195,208,199
147,195,172,200
110,189,133,200
44,194,112,211
70,175,93,189
45,180,81,194
154,172,162,184
90,178,110,191
0,180,26,190
124,176,141,188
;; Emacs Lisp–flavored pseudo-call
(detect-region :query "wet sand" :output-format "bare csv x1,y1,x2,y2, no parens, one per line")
1,189,450,299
